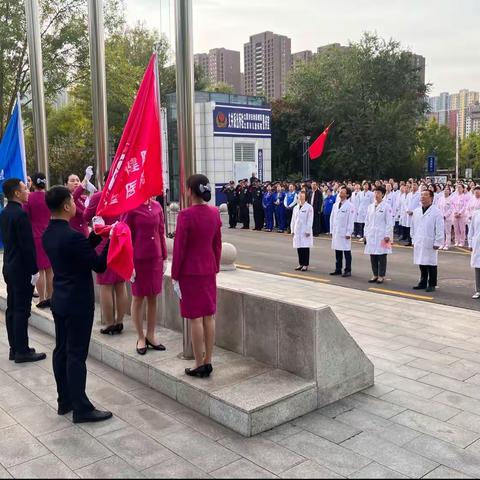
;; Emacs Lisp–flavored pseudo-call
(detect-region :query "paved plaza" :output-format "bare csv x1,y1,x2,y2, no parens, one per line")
2,267,480,478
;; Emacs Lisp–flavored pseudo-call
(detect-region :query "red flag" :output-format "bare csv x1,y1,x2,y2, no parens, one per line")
97,54,163,217
308,123,333,160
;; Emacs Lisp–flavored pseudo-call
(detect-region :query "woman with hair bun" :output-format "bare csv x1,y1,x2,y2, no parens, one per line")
171,174,222,378
24,172,52,309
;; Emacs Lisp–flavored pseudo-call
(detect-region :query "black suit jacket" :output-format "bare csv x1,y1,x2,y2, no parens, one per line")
42,219,108,316
309,190,324,214
0,202,38,281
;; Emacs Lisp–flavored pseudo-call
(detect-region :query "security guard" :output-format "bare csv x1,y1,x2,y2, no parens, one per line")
221,181,238,229
251,180,265,231
237,180,252,230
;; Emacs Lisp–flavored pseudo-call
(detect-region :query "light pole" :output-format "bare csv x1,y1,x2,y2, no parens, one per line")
87,0,109,187
24,0,49,184
303,136,311,180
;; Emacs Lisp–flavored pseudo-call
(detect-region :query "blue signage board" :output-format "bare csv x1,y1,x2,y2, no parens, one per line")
258,149,264,182
213,104,271,138
427,155,437,174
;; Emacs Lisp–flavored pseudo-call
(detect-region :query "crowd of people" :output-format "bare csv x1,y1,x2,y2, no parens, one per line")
222,174,480,295
0,171,221,426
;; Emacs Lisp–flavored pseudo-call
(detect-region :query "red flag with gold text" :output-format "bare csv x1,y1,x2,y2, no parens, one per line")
97,54,163,217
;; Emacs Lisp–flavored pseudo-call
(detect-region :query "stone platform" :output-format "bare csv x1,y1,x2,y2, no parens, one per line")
0,262,373,437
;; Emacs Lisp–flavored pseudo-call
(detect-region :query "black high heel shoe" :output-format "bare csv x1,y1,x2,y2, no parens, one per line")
146,338,166,351
204,364,213,377
185,365,208,378
100,325,119,335
136,341,147,356
115,323,124,334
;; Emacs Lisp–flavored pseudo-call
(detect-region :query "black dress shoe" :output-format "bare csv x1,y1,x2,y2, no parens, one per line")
342,272,352,278
413,285,427,290
115,323,124,334
185,365,209,378
100,324,119,335
58,404,73,416
14,352,47,364
136,341,147,356
36,299,51,309
426,286,436,293
9,347,35,361
73,409,113,424
368,278,379,284
205,364,213,377
146,338,166,351
330,271,342,276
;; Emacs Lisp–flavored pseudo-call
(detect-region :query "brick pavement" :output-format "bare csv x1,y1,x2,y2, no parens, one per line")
2,273,480,477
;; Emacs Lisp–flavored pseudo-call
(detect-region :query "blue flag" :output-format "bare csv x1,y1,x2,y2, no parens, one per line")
0,95,27,189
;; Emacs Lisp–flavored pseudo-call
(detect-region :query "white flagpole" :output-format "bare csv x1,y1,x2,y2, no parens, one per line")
16,93,27,183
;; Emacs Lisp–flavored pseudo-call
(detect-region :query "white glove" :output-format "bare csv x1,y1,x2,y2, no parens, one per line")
92,216,105,228
85,166,94,182
130,269,136,284
86,181,97,194
172,280,182,300
31,273,40,286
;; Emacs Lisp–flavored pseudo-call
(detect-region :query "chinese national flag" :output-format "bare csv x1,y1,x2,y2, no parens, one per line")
308,123,333,160
97,53,163,217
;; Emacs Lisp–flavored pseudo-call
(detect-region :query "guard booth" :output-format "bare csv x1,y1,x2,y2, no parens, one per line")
165,92,272,206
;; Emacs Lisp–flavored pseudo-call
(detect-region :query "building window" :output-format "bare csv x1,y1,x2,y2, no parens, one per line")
234,143,256,163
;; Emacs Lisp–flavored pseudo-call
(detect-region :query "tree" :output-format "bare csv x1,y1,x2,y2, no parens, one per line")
414,119,456,173
282,33,429,180
206,82,235,94
461,132,480,176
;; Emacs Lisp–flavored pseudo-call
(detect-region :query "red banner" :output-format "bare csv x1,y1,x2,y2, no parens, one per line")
309,123,333,160
97,54,163,217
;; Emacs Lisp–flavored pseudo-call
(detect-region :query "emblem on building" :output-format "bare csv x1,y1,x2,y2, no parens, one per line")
215,111,228,129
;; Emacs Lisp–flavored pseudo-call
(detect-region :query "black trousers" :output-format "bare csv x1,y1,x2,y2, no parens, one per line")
297,248,310,266
227,203,237,228
239,205,250,228
402,226,412,243
53,310,95,414
313,211,322,236
253,203,265,230
419,265,438,288
335,250,352,273
4,274,33,355
370,255,387,277
285,208,293,233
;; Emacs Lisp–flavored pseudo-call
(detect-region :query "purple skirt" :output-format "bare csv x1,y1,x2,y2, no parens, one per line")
34,237,51,270
179,274,217,319
131,258,163,297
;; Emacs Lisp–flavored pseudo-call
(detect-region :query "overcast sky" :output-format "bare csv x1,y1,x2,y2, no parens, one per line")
125,0,479,96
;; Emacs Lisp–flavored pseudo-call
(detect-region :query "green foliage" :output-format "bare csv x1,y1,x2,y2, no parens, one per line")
206,82,235,94
414,119,456,172
461,132,480,176
274,33,429,180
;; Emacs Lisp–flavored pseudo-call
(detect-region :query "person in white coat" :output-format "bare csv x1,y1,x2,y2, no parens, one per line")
291,191,314,272
405,182,421,246
356,182,374,240
411,190,445,293
330,186,355,277
364,186,394,284
468,208,480,299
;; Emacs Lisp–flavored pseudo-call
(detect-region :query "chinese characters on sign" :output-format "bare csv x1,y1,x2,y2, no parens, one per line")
213,104,272,138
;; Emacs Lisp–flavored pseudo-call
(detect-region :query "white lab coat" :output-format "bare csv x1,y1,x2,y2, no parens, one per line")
291,202,314,249
411,205,444,266
405,191,421,228
351,191,361,218
399,193,408,226
364,200,394,255
468,210,480,268
356,191,374,223
330,200,355,251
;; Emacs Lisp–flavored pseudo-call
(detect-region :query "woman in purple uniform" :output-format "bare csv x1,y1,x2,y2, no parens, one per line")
24,172,52,309
171,174,222,378
123,198,168,355
65,172,89,237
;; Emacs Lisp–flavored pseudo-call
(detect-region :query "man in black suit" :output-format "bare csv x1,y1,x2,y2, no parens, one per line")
43,186,112,424
309,181,324,237
0,178,46,363
221,181,238,229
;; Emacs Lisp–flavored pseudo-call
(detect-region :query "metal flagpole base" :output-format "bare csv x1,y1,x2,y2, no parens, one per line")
178,317,194,360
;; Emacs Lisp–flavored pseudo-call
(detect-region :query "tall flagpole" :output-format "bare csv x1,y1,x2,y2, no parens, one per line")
175,0,196,210
24,0,49,185
87,0,109,188
455,111,460,181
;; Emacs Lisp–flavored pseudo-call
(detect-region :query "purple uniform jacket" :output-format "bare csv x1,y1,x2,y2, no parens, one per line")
69,185,89,237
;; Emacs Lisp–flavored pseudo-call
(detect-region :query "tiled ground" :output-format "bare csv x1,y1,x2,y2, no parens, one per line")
1,306,480,479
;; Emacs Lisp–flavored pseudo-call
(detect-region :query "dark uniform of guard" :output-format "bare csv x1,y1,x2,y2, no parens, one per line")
251,182,265,231
0,179,45,363
237,181,252,230
222,182,238,229
43,186,112,424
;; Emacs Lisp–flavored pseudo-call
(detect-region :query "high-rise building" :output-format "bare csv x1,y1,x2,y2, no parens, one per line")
292,50,313,68
408,53,426,86
466,103,480,136
194,49,241,93
244,31,292,99
429,92,450,126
